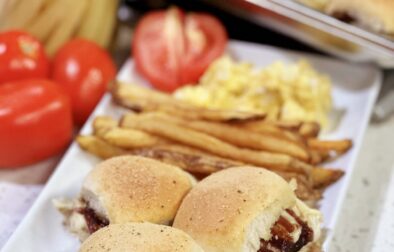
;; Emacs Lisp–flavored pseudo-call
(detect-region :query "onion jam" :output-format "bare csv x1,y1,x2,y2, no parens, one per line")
78,207,109,234
258,209,313,252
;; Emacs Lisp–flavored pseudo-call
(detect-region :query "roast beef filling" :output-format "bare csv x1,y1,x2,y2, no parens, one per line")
78,207,109,234
258,209,313,252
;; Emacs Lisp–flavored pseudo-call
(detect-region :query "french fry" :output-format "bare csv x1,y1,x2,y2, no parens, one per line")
269,120,303,131
77,135,127,159
309,150,323,165
78,133,319,201
277,172,322,201
307,139,352,154
112,82,265,122
232,120,304,143
130,145,243,174
299,122,321,138
92,116,118,136
138,112,311,162
78,133,320,201
268,120,320,138
102,127,166,149
92,115,168,149
77,134,242,174
312,167,344,188
121,113,313,174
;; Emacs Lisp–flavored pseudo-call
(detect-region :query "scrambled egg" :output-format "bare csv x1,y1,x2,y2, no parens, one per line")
174,56,332,127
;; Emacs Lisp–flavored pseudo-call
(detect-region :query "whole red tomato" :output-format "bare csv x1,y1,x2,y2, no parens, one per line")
0,79,73,168
0,30,49,84
133,7,227,92
51,39,116,126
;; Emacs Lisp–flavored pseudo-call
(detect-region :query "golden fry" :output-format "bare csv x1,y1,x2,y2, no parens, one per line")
139,112,310,162
92,116,117,136
78,134,241,175
102,127,166,149
112,82,265,122
268,120,320,138
311,167,344,188
137,148,316,199
308,139,352,154
121,113,312,174
130,144,242,174
233,120,304,143
269,120,303,131
277,172,322,201
76,135,127,159
309,150,323,165
299,122,321,138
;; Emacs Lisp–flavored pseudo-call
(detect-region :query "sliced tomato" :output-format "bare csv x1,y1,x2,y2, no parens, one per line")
133,7,227,92
0,79,73,168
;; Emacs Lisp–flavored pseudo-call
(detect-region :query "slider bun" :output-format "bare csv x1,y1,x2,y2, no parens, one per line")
81,156,195,224
173,166,296,252
79,223,204,252
326,0,394,34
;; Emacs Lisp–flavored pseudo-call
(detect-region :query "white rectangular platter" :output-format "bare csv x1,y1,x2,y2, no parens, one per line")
2,40,381,252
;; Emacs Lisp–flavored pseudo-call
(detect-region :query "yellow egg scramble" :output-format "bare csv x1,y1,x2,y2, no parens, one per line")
174,56,332,127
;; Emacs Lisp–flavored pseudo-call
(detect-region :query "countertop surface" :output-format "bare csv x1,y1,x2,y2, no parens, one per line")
329,74,394,252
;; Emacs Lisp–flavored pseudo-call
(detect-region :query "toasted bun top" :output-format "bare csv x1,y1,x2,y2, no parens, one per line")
81,156,194,224
326,0,394,33
79,223,204,252
173,166,298,252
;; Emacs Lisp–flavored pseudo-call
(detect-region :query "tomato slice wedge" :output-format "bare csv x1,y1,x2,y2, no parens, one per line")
133,7,227,92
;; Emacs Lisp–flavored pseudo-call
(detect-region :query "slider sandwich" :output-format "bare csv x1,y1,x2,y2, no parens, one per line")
326,0,394,34
173,167,322,252
54,156,195,240
79,223,204,252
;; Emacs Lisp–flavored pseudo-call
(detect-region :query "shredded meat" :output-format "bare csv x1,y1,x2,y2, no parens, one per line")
78,207,109,234
258,209,313,252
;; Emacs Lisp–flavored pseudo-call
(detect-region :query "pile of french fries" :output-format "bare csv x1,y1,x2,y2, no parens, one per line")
77,82,352,204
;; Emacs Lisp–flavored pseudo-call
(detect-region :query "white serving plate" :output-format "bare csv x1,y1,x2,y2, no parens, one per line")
2,40,381,252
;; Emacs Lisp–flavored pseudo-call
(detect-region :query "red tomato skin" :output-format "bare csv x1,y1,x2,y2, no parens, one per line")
51,39,116,126
179,13,227,85
132,8,227,92
0,30,49,85
133,12,179,92
0,79,73,168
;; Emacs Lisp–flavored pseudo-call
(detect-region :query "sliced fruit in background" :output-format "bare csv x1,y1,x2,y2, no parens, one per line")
0,79,73,168
51,39,116,126
133,7,228,92
0,30,49,85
